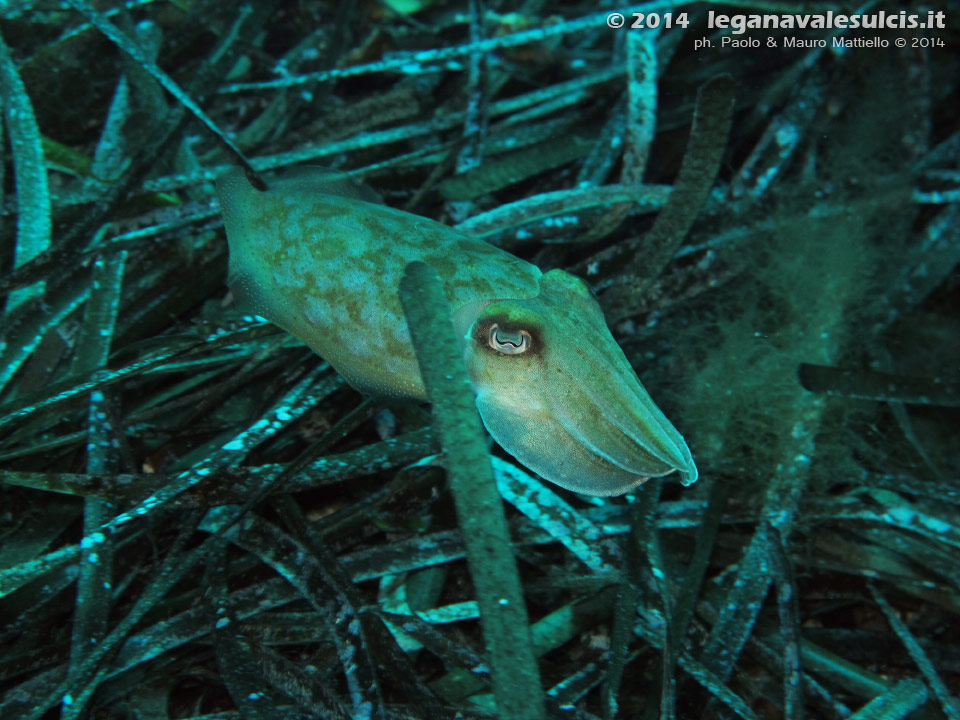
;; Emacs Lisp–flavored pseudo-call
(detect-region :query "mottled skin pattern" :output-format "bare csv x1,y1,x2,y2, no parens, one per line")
218,167,697,495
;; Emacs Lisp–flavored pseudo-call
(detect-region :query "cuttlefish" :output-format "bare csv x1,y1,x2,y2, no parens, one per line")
217,166,697,496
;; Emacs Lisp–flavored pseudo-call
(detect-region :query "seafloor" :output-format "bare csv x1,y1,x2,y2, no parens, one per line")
0,2,958,719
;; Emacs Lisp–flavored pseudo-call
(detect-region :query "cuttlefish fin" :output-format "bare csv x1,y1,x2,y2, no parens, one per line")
269,165,383,204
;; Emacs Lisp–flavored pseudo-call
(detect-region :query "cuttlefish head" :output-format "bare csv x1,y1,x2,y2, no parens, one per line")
461,269,697,496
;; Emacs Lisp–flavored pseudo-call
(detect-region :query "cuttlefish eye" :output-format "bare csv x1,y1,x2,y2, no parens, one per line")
488,324,532,355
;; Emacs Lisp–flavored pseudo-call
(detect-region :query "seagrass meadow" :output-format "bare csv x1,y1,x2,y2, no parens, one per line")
0,1,959,718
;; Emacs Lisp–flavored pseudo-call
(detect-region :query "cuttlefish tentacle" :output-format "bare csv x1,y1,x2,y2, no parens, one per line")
217,166,698,496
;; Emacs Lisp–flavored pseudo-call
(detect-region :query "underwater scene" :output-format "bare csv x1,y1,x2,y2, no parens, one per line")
0,1,958,718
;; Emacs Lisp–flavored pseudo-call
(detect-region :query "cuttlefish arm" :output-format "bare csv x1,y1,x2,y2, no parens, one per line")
217,166,697,495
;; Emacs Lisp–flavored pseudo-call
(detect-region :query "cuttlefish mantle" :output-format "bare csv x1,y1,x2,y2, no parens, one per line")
217,166,698,496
